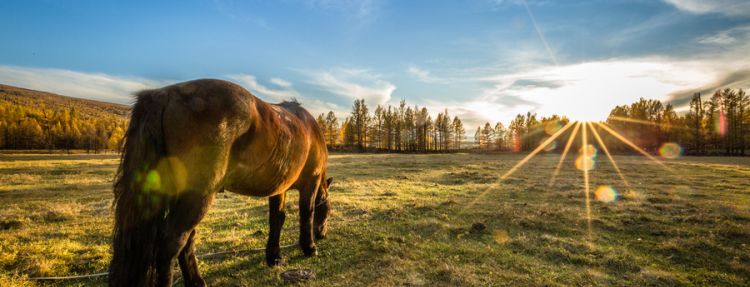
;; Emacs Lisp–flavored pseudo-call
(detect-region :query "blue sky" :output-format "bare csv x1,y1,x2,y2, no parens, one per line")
1,0,749,128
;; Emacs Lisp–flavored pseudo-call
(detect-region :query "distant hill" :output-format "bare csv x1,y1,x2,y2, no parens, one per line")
0,84,130,120
0,84,130,150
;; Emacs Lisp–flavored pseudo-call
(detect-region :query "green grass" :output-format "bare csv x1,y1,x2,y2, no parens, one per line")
1,152,749,286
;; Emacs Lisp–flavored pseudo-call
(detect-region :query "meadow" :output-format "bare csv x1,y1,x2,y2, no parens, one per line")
0,152,749,286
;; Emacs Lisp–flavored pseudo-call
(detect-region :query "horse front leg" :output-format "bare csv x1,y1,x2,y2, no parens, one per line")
266,192,286,266
299,181,319,257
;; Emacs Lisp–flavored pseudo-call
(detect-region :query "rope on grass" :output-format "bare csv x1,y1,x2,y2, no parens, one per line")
27,243,298,281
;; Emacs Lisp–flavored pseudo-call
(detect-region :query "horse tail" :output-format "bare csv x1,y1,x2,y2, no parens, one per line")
109,89,172,286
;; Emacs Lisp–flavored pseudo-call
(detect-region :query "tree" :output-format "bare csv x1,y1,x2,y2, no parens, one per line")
494,122,506,151
452,116,465,150
474,126,482,149
686,93,705,154
350,99,369,151
482,122,493,150
325,111,339,148
108,126,125,151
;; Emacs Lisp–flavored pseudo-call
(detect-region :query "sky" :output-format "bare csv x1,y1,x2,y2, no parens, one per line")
1,0,750,130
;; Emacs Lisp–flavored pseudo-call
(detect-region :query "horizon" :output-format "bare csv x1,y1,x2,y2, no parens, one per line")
2,0,750,130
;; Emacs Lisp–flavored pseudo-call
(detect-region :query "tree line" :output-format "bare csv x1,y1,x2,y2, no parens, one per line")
316,99,467,152
0,102,126,152
469,88,748,156
2,86,746,156
606,88,748,156
473,114,570,152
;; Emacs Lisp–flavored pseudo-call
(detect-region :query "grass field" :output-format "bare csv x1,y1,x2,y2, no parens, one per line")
1,152,749,286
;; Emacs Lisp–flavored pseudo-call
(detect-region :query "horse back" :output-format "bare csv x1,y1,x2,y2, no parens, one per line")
154,79,326,197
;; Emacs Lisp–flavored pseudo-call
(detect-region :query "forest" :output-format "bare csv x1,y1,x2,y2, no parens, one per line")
320,88,748,156
0,85,128,152
316,99,467,152
1,84,747,156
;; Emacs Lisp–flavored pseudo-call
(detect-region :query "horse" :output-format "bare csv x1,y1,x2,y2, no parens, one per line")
108,79,332,286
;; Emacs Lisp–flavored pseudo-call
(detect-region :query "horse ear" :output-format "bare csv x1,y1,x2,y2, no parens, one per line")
326,177,333,187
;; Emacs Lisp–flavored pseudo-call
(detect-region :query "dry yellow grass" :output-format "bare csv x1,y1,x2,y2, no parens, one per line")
0,152,749,286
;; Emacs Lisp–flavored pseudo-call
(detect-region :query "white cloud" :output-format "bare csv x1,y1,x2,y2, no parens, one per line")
270,77,293,88
407,65,433,82
0,65,342,118
696,25,750,46
697,32,736,45
227,74,301,102
305,68,396,105
226,74,342,117
446,53,749,130
0,65,166,104
663,0,750,17
406,65,453,84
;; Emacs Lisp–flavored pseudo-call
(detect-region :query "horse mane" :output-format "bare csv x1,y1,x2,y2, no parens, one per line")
278,99,312,119
279,99,300,108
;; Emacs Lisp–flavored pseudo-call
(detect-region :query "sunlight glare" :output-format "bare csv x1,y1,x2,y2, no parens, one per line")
544,120,562,135
581,122,593,240
549,121,581,186
589,123,631,189
658,143,683,159
543,139,557,152
595,122,672,172
594,185,618,203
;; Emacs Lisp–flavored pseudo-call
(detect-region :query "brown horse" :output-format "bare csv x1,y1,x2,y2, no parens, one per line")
109,79,332,286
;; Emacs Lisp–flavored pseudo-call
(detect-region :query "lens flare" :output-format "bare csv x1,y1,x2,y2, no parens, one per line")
544,121,562,135
594,185,618,203
575,156,596,171
658,143,683,159
581,122,592,241
579,144,598,159
143,170,162,192
543,139,557,152
575,143,597,171
511,134,522,152
589,123,631,189
549,122,581,187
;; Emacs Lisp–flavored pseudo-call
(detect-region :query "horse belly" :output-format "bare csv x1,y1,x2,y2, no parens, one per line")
224,166,296,197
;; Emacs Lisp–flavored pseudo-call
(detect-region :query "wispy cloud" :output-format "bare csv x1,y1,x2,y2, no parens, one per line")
0,65,166,104
663,0,750,17
305,68,396,105
442,51,749,129
406,65,455,84
227,74,301,102
0,65,342,118
226,74,342,116
696,25,750,46
270,77,293,88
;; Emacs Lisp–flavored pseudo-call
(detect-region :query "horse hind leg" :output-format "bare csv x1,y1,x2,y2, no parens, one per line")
154,190,216,286
178,229,206,287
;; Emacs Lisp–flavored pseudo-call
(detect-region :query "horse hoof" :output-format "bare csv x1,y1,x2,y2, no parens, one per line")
266,256,285,267
302,246,318,257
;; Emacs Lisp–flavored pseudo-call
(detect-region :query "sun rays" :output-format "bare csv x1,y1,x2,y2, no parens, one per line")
580,122,593,240
466,119,677,243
